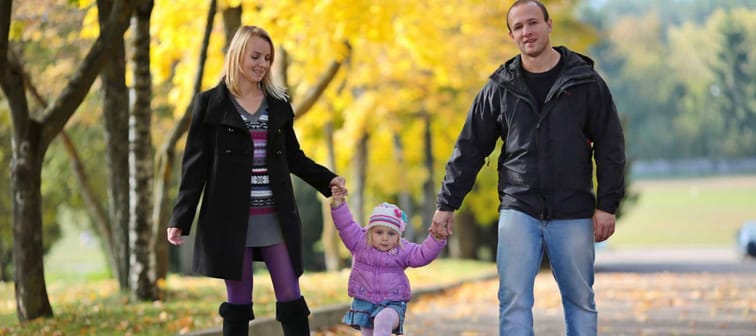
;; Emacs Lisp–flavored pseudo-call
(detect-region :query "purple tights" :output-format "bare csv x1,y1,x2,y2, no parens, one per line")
224,243,301,304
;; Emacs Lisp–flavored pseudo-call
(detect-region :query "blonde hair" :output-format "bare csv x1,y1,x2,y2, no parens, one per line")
366,226,403,249
223,25,288,101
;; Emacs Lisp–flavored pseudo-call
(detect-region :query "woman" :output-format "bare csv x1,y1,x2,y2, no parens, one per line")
167,25,345,336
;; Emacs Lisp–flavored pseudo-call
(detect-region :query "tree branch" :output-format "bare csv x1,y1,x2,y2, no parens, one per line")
293,41,352,119
40,0,142,147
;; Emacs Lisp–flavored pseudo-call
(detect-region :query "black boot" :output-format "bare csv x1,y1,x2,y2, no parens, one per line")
218,302,254,336
275,296,310,336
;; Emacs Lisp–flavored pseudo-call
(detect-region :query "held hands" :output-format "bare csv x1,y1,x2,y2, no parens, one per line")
330,176,348,208
430,210,454,240
330,176,346,190
593,209,616,242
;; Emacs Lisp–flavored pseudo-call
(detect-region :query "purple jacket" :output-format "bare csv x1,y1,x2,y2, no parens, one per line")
331,202,446,303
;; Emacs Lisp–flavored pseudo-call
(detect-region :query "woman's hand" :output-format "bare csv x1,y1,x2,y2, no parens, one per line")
329,176,346,191
329,176,347,208
167,227,184,245
329,176,347,196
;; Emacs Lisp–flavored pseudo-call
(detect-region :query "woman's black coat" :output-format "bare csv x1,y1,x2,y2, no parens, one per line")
169,82,336,280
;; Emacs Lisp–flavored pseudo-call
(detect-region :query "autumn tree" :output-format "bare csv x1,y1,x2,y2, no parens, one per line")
579,0,756,161
708,10,756,156
1,0,147,321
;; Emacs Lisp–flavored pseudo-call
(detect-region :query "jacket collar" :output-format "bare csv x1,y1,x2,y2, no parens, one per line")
203,82,291,131
203,82,246,130
490,46,594,95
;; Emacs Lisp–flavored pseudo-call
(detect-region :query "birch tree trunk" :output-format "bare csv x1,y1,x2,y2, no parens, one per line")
97,0,131,290
129,0,158,301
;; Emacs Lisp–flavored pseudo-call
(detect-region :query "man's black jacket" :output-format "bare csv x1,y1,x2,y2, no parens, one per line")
438,46,626,220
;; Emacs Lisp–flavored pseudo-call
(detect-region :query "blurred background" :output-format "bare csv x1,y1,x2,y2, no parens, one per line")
1,0,755,321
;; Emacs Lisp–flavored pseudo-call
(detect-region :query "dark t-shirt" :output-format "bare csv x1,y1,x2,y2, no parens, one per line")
522,52,564,112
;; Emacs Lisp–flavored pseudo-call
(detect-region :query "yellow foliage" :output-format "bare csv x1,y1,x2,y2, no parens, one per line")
219,0,243,9
77,0,95,9
610,14,665,71
9,21,24,41
80,6,99,39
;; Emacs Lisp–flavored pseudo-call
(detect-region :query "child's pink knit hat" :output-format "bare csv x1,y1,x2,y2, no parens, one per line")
366,202,407,235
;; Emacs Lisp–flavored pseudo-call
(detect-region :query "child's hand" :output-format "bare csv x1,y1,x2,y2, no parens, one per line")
330,185,347,208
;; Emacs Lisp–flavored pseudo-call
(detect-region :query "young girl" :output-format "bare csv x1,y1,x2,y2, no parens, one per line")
330,186,446,335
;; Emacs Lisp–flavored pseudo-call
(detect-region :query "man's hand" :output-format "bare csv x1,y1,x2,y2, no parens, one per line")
431,210,455,238
593,209,616,242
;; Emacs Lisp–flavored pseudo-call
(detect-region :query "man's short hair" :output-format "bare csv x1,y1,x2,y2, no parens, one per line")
506,0,550,33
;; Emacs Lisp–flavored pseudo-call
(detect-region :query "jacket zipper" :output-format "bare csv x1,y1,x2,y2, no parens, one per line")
536,78,593,220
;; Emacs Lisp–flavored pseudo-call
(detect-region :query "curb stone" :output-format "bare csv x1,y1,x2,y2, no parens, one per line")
181,272,499,336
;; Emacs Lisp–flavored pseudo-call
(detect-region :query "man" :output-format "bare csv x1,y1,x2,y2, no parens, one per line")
430,1,626,335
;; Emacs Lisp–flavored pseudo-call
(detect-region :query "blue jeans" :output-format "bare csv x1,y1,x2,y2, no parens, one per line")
342,299,407,334
496,209,597,336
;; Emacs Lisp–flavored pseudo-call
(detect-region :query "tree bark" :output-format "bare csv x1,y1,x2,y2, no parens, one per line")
352,134,369,224
448,209,477,259
1,0,141,322
221,5,241,52
98,0,132,290
392,132,415,241
320,122,343,271
9,122,52,320
129,0,158,301
421,112,435,239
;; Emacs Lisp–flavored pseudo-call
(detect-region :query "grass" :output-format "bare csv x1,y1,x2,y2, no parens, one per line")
43,220,110,284
611,175,756,248
0,259,496,335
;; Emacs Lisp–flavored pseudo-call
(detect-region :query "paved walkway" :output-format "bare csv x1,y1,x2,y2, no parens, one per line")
315,248,756,336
